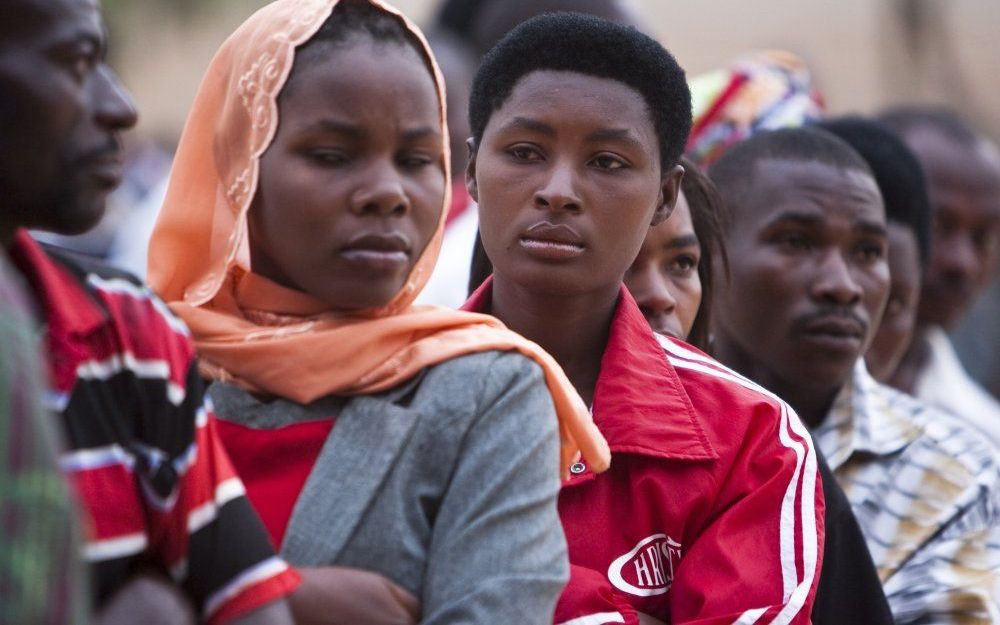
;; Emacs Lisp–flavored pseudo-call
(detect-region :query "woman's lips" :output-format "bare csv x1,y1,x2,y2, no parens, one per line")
340,232,411,271
519,221,586,261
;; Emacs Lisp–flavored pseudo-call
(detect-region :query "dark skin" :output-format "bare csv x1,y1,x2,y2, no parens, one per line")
712,159,889,427
625,190,703,340
0,0,136,248
890,128,1000,393
249,33,445,625
249,36,445,312
903,128,1000,330
468,69,682,408
0,1,292,624
865,223,922,382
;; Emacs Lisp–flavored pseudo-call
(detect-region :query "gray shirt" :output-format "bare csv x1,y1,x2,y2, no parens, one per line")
209,349,568,624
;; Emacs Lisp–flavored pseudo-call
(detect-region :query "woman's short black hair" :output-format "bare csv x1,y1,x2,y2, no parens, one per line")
468,12,692,169
816,116,933,266
679,157,728,352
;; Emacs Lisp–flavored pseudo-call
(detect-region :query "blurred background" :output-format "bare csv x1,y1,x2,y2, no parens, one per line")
105,0,1000,147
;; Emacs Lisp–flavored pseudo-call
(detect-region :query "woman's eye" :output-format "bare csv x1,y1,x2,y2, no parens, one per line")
590,154,627,170
308,150,349,166
667,255,698,275
399,153,434,169
508,145,542,162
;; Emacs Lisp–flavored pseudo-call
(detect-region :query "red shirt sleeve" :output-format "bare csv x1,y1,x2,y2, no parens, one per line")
117,290,301,623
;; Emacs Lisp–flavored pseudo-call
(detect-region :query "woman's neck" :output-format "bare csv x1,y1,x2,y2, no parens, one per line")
489,274,619,406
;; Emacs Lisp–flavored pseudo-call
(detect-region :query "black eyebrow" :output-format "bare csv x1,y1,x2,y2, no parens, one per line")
584,128,644,151
664,234,700,249
855,220,888,238
297,120,440,143
763,210,888,238
761,211,826,229
401,126,442,142
303,119,364,139
500,116,556,136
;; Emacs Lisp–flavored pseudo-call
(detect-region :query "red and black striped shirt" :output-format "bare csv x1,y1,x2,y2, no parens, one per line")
8,230,300,624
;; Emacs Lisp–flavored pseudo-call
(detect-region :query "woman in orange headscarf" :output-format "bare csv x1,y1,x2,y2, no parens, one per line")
148,0,609,622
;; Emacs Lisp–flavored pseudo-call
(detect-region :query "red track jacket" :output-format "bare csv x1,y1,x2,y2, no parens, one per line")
464,283,824,625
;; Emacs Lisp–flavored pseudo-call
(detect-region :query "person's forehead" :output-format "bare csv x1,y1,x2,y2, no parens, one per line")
741,158,883,222
498,70,651,129
906,127,1000,194
5,0,103,47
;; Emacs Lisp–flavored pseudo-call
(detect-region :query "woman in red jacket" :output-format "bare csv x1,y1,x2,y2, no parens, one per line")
463,13,824,625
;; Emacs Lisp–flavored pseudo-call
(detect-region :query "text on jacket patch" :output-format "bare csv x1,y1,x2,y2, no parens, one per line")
608,533,683,597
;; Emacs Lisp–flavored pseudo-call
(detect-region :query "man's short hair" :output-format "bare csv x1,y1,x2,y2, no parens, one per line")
877,105,979,147
468,12,691,168
708,126,874,226
817,116,932,265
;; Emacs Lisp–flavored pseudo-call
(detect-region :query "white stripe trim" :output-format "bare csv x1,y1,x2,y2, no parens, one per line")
86,274,191,337
187,477,247,535
557,612,626,625
76,352,168,380
76,351,186,404
734,607,768,625
195,404,209,429
660,343,819,625
167,382,186,406
203,556,289,620
172,441,199,476
84,532,148,561
60,444,135,472
776,402,805,600
44,390,70,412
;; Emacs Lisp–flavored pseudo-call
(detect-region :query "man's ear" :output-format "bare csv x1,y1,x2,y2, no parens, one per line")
651,163,684,227
465,137,479,203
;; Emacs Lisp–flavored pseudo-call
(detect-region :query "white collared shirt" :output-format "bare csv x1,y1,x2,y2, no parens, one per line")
914,326,1000,448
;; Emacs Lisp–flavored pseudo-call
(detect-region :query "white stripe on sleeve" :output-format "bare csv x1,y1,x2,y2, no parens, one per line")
557,612,626,625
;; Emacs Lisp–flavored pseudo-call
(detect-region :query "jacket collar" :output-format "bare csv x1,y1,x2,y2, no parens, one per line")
7,230,107,340
463,278,717,466
814,361,923,470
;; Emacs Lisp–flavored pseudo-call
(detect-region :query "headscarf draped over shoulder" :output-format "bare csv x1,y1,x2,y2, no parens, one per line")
147,0,609,478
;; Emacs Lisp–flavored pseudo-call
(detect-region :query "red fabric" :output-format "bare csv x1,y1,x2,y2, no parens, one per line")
464,280,824,625
9,231,301,620
686,73,748,152
207,568,301,625
218,418,335,548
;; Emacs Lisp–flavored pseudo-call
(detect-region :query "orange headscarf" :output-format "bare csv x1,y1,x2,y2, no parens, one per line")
147,0,609,478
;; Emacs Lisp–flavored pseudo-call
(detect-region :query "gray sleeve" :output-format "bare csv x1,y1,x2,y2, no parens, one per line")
420,352,569,625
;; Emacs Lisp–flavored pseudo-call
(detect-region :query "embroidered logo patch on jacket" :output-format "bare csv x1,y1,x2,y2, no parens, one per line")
608,533,682,596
